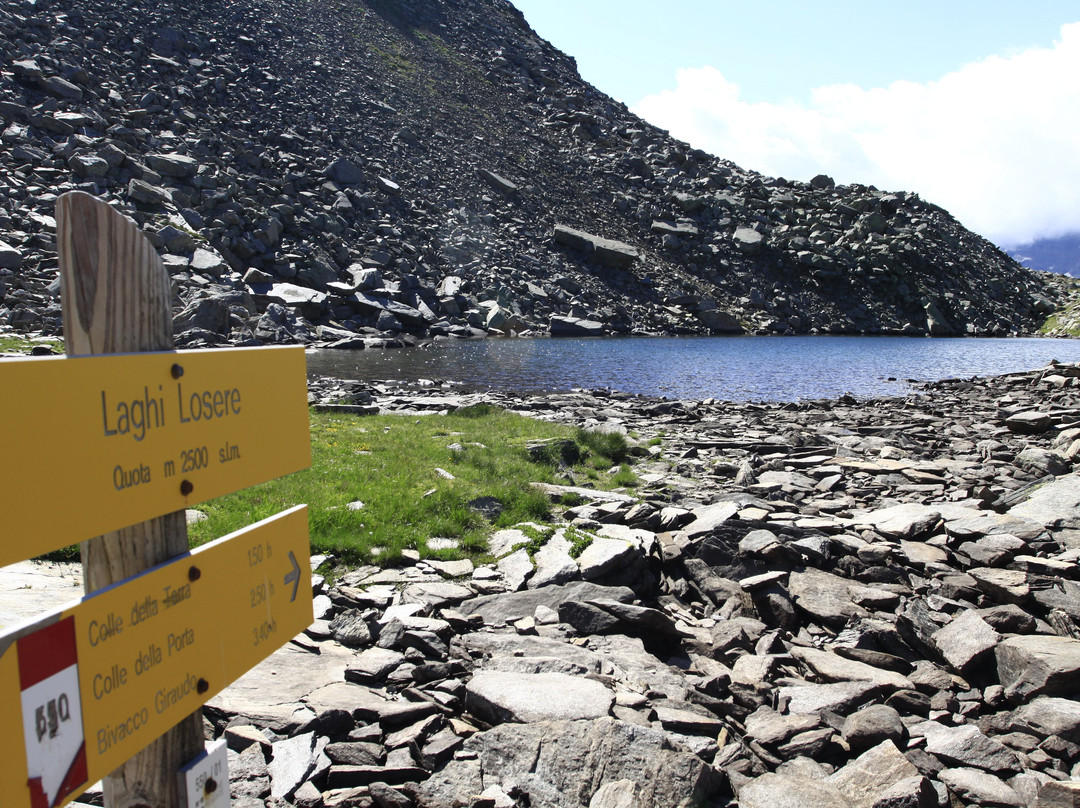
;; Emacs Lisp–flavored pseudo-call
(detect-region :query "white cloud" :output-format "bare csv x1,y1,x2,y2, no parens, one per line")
632,23,1080,247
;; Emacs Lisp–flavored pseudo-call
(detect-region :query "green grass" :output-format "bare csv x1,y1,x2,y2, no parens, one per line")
186,406,634,566
565,526,593,559
1040,279,1080,336
0,334,63,353
1040,309,1080,336
511,524,556,557
610,464,638,488
576,428,631,464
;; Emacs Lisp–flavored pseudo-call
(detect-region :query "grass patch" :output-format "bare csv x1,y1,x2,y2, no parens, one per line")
576,428,630,464
511,524,556,557
1040,309,1080,337
185,407,636,566
565,527,593,559
0,334,63,354
610,463,638,488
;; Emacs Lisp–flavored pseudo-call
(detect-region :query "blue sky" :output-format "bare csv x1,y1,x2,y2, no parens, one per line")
510,1,1080,247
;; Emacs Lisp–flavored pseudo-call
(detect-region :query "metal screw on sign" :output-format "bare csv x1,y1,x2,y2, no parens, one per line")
180,480,194,496
171,363,184,379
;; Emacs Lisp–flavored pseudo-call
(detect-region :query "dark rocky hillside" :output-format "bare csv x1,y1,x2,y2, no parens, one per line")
0,0,1067,348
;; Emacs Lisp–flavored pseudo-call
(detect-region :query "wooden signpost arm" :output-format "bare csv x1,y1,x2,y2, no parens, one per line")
56,191,203,808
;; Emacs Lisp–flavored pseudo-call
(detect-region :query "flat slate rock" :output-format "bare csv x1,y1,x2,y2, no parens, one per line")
530,482,635,503
910,722,1021,773
346,647,406,683
487,527,532,558
529,534,580,588
828,740,921,808
937,767,1023,807
792,647,914,690
456,580,635,624
399,581,474,610
787,568,870,627
651,703,726,735
268,732,329,801
208,639,354,731
777,680,882,715
852,503,941,539
1011,696,1080,742
932,609,1001,673
466,671,614,723
0,560,82,630
1009,474,1080,528
461,632,615,675
304,682,437,726
945,510,1046,540
744,706,821,747
738,773,853,808
576,536,640,580
496,547,533,591
675,501,740,541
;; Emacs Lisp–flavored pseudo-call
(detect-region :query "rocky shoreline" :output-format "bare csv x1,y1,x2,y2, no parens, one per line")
75,362,1080,807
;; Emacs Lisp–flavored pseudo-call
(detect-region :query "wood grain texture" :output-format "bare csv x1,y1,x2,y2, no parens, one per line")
57,191,203,808
57,191,174,356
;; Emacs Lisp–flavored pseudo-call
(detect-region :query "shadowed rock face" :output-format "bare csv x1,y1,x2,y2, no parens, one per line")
0,0,1065,348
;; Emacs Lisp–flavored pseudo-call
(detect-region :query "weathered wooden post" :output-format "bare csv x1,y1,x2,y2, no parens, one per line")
56,191,203,806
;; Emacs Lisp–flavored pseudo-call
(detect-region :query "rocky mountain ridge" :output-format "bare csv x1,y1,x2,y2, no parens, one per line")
1009,234,1080,278
0,0,1069,347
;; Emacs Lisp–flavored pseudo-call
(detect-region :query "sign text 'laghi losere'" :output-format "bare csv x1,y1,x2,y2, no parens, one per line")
0,345,310,566
100,378,245,491
100,381,243,442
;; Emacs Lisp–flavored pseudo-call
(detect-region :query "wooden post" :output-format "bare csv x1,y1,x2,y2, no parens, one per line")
57,191,203,808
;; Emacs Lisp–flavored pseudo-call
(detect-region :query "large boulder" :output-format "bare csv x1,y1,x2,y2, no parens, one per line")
465,672,614,724
553,225,638,269
738,774,852,808
732,226,764,253
416,718,722,808
696,306,744,333
1009,475,1080,528
550,316,604,336
996,635,1080,701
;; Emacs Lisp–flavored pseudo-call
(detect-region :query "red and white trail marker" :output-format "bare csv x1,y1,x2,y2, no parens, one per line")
18,617,88,808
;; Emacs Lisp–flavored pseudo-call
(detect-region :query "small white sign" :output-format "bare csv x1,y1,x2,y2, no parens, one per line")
178,739,230,808
21,662,85,808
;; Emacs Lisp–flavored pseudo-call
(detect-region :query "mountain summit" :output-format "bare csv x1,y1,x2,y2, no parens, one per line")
0,0,1064,345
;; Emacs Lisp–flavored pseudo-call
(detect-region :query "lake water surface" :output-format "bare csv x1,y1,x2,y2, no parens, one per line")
307,336,1080,402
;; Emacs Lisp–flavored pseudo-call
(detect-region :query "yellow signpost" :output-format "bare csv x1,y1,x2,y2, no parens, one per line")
0,505,313,808
0,190,316,807
0,346,310,566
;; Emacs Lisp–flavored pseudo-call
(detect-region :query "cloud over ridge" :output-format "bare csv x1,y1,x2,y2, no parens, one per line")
633,23,1080,247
